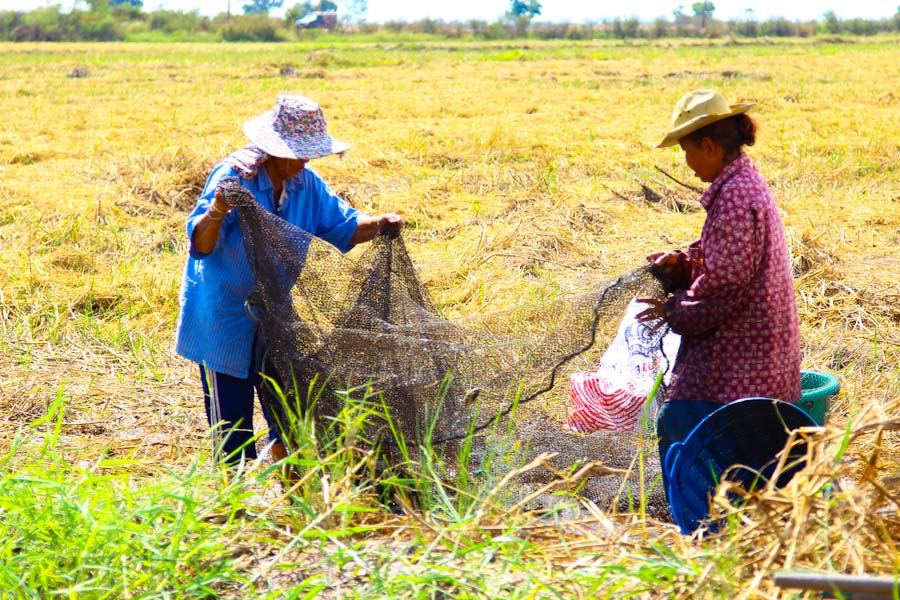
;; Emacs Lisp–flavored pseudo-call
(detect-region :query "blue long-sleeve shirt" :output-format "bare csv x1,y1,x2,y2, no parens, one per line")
175,162,360,378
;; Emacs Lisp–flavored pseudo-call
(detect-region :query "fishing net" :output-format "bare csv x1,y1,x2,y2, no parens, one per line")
222,177,672,518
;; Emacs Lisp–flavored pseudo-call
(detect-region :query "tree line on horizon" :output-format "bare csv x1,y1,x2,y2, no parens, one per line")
1,0,899,42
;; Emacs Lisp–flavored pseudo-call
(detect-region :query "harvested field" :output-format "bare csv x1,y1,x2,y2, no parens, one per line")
1,38,900,597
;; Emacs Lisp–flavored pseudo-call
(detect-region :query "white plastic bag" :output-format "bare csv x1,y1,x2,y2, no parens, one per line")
567,299,681,433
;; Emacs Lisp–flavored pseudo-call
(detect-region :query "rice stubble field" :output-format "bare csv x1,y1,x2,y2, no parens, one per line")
1,38,900,597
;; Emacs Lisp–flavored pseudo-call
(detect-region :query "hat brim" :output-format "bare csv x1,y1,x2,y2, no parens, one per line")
242,112,350,159
657,102,755,148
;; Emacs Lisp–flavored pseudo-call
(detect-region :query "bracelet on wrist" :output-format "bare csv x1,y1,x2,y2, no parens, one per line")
207,204,229,220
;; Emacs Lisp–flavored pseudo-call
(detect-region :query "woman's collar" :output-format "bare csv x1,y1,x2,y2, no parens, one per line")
699,153,749,210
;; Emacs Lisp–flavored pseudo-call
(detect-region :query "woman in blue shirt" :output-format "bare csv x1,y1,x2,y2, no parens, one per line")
176,94,402,466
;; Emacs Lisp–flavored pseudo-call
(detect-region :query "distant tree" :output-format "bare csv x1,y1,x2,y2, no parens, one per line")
508,0,541,18
691,1,714,28
822,10,840,33
611,17,639,38
242,0,283,14
845,18,878,35
221,13,280,39
83,0,110,11
671,4,692,35
469,18,487,36
651,16,668,38
734,8,757,37
148,9,206,34
86,0,140,11
506,0,541,36
759,17,794,37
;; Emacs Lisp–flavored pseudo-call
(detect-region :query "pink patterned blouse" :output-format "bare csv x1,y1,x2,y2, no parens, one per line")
663,153,801,404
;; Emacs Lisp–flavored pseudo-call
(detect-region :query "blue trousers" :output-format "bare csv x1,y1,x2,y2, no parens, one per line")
201,365,260,463
199,336,280,465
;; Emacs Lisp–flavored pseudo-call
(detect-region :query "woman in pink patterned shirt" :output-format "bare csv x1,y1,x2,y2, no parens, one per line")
637,89,801,477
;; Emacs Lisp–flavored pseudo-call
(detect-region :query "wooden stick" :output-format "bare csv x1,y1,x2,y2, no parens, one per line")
600,182,632,203
654,166,703,193
774,571,900,596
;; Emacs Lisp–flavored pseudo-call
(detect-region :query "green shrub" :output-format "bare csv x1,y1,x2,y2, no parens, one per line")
219,14,287,41
148,9,208,34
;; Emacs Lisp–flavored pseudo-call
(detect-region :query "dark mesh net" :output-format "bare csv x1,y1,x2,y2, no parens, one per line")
222,177,671,518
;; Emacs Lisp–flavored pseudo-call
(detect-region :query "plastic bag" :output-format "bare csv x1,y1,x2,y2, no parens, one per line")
567,299,681,433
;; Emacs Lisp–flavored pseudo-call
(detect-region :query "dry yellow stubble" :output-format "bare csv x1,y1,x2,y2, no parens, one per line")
0,38,899,595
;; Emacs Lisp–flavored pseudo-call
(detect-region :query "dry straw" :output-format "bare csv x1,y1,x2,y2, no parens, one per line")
1,39,900,596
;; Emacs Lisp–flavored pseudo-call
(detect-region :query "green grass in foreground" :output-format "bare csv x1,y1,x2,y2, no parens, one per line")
0,397,253,597
0,385,718,599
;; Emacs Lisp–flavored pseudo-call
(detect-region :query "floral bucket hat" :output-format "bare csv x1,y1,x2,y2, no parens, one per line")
243,94,350,159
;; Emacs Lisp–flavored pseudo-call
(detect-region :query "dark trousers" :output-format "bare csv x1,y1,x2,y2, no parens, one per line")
199,336,280,465
657,400,722,501
200,364,261,463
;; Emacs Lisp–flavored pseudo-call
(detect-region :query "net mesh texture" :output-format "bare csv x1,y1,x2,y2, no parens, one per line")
221,177,672,519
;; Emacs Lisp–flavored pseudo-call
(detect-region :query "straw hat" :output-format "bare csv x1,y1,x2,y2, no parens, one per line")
657,89,755,148
243,94,350,159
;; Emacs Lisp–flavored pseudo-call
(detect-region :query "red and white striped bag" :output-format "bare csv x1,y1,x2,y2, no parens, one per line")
568,372,645,432
567,299,680,433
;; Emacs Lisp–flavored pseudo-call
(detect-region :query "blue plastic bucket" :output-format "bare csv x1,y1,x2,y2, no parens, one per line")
664,398,819,535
